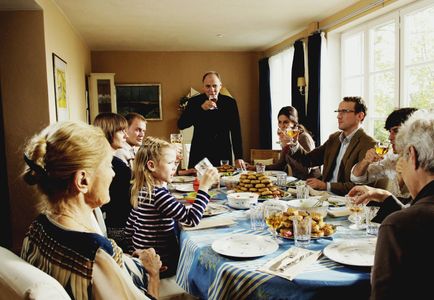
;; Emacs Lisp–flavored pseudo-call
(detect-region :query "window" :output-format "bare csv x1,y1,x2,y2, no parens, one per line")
341,0,434,140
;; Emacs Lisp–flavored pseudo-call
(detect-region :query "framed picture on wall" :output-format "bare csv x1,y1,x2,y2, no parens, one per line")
52,53,69,121
116,83,162,120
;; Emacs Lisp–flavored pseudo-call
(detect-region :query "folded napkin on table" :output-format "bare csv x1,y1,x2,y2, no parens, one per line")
327,206,350,217
286,187,330,199
259,247,321,281
182,215,235,231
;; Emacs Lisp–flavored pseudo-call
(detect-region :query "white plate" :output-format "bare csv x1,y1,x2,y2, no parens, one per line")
204,203,231,217
174,183,195,192
327,196,346,207
212,234,279,258
323,238,377,267
172,176,195,183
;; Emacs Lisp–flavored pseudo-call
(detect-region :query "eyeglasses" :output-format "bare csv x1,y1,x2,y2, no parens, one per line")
334,109,356,114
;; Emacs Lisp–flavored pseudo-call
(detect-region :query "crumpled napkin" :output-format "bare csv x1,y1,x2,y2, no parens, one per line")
258,247,321,281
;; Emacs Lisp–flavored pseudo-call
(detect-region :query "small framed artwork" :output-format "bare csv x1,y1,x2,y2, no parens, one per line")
116,83,162,120
52,53,69,121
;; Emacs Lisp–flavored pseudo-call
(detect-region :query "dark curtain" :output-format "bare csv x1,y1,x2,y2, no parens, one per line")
307,33,322,146
291,40,306,126
258,57,272,149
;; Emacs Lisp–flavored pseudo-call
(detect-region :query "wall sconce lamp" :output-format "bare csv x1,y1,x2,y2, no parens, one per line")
297,77,306,95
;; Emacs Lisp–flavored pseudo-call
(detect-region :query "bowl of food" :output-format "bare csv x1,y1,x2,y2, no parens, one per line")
227,192,259,209
286,198,329,218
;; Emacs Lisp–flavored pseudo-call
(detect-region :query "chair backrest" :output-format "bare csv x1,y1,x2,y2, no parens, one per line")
0,246,71,300
250,149,281,165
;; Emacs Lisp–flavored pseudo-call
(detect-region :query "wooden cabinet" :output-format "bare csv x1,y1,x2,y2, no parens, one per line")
88,73,117,122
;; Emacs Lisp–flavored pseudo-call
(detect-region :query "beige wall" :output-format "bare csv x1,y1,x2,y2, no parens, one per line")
91,51,262,161
0,2,91,252
0,10,50,252
36,0,91,122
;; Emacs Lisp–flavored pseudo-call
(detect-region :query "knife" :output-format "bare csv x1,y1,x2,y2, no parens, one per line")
270,250,298,271
278,252,314,272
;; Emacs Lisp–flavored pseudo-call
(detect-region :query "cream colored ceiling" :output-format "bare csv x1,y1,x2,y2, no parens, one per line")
1,0,361,51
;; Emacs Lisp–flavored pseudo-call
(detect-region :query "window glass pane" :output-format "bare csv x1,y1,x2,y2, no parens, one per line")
374,120,388,142
405,63,434,109
405,4,434,64
343,33,363,76
371,22,395,71
372,71,395,116
343,77,363,96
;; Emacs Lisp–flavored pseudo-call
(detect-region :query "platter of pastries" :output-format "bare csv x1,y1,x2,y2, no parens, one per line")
266,208,336,239
217,164,236,175
233,172,285,199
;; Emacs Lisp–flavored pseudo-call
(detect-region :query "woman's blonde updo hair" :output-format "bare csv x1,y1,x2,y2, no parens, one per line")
23,121,112,207
130,136,175,208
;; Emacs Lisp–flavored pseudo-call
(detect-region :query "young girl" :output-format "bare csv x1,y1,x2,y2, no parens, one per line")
125,136,219,277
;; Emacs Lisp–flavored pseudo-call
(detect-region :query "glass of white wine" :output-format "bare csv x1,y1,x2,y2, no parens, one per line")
286,126,300,145
375,141,390,166
264,205,283,244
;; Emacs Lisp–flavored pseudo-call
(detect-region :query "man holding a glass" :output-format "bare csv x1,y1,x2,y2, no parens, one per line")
178,71,246,170
286,96,376,195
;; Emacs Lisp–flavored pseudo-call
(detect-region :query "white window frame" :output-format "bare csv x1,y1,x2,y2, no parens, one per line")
340,0,434,137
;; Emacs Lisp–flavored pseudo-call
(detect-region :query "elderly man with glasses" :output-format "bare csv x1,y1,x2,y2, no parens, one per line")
286,96,376,195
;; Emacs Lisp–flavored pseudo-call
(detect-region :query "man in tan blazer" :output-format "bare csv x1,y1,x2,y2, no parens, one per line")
288,96,376,195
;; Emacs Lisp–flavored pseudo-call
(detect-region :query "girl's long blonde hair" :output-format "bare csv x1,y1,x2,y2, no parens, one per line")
130,136,175,208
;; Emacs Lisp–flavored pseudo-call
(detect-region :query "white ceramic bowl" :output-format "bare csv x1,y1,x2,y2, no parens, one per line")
287,198,329,217
227,192,259,209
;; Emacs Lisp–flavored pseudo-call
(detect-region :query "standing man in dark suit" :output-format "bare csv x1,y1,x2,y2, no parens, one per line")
178,71,246,169
288,96,376,195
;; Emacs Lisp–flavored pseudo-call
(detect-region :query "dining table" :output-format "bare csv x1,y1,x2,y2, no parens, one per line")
173,189,374,300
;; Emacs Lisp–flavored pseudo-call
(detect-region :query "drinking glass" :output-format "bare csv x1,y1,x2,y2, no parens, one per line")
255,163,265,173
293,214,312,248
264,205,283,243
345,195,365,230
296,183,309,200
286,126,300,145
170,133,183,168
209,96,218,110
375,141,389,166
249,203,265,231
220,160,229,166
364,206,380,235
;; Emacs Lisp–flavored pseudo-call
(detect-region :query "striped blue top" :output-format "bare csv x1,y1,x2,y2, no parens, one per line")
125,186,209,275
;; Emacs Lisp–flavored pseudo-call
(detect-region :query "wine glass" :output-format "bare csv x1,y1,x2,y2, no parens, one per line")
170,133,183,168
345,195,365,230
209,96,218,110
264,205,283,244
286,126,300,145
375,141,390,166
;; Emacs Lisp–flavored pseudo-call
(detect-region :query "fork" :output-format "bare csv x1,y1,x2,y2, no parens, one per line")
270,249,298,271
278,252,314,272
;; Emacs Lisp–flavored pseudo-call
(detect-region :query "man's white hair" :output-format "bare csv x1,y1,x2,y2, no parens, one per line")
395,109,434,173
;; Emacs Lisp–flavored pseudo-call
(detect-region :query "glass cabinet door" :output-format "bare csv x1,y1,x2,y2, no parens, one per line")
88,73,116,122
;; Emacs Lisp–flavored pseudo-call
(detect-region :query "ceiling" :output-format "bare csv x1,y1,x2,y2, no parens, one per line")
1,0,361,52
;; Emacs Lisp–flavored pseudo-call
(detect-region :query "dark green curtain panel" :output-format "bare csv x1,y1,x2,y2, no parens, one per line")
258,57,272,149
291,41,306,126
307,33,322,146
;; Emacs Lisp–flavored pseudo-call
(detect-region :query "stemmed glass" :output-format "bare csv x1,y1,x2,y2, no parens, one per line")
345,195,365,230
375,141,390,167
170,133,183,169
264,205,283,244
209,96,218,110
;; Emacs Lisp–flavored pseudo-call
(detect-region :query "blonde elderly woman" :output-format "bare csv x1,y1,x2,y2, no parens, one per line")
21,121,161,300
348,110,434,300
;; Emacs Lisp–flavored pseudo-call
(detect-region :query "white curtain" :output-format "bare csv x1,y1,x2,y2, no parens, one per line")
269,47,294,149
319,32,331,144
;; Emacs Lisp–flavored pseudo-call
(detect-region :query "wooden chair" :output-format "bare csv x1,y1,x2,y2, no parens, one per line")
250,149,281,165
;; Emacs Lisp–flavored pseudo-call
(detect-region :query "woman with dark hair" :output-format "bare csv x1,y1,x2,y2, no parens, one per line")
94,112,133,251
267,106,320,179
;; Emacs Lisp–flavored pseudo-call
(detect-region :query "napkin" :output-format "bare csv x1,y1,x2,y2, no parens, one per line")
182,216,235,231
327,206,350,217
259,247,321,281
